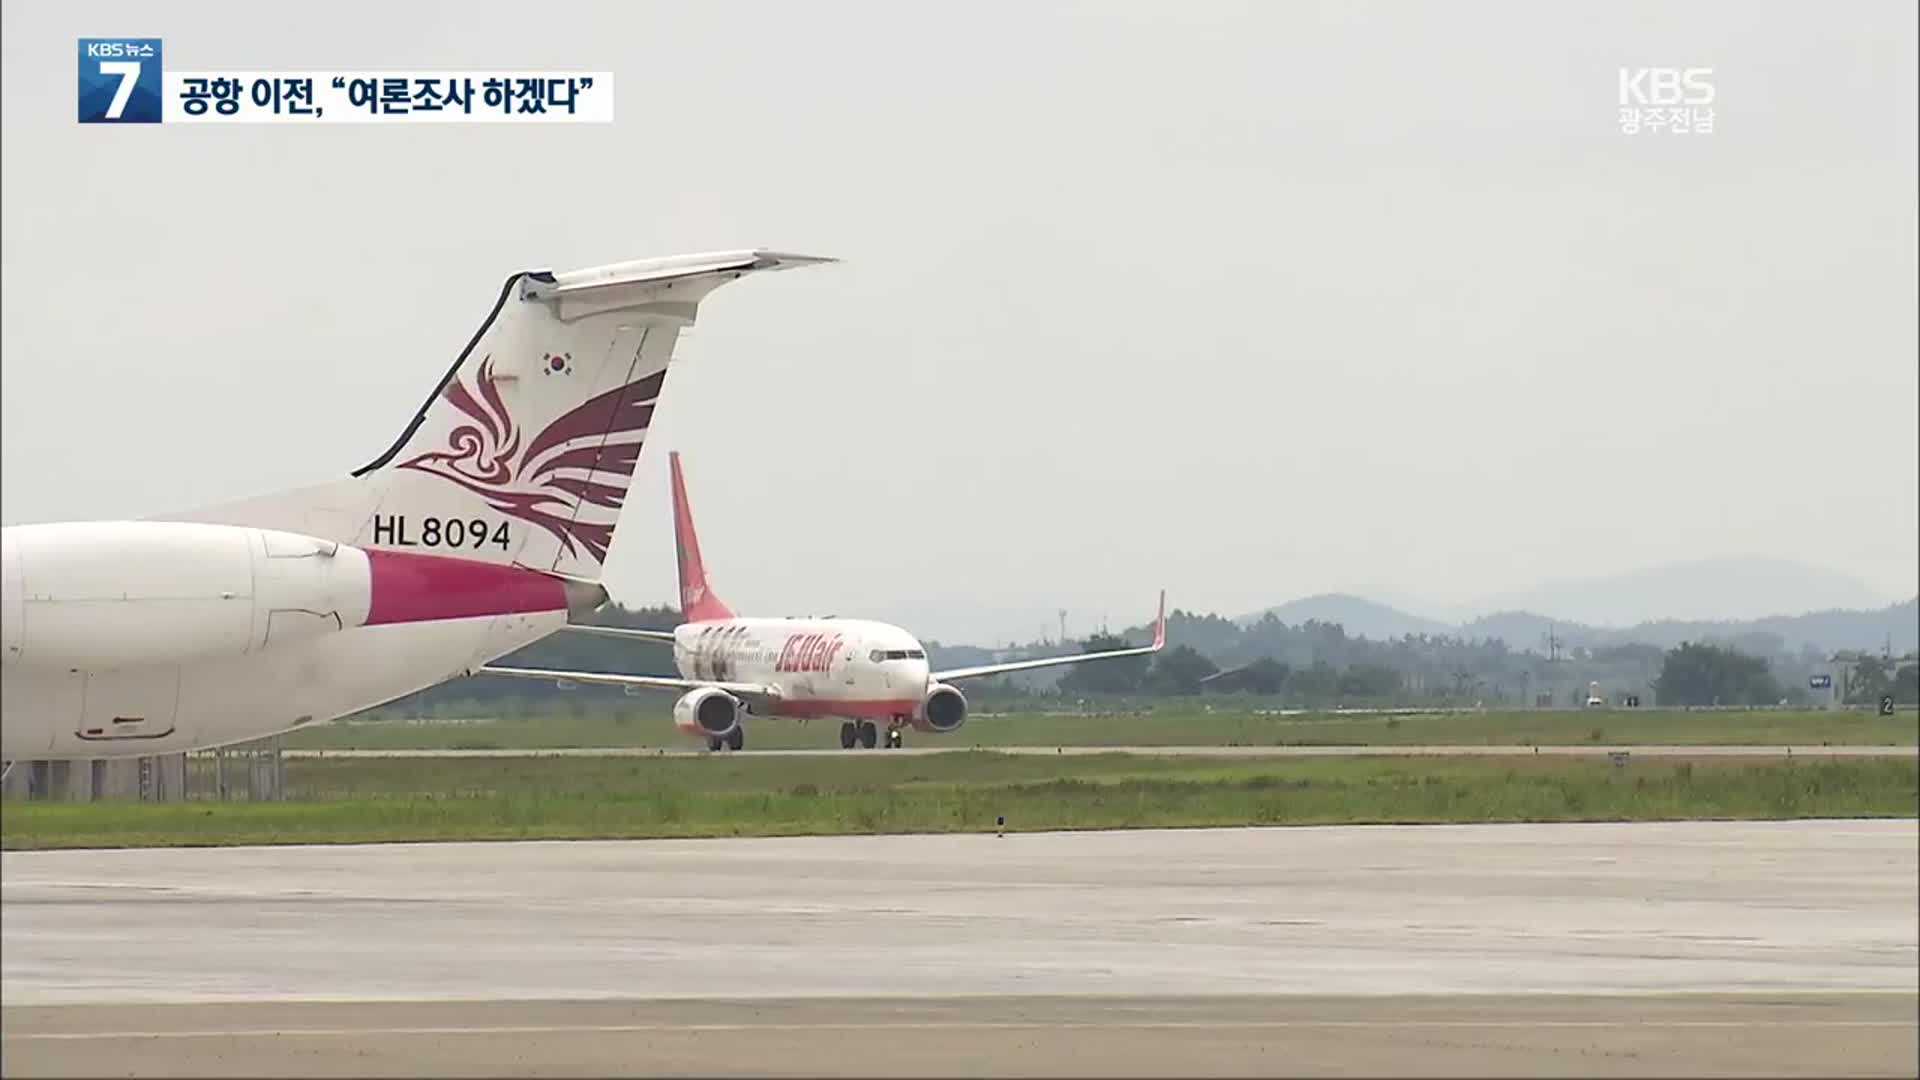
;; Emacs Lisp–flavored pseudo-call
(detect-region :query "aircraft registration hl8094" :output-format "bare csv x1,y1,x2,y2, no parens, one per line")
0,250,831,763
481,452,1166,750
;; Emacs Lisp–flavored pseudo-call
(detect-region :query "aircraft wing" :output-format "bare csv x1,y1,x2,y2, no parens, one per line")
477,664,774,705
560,625,678,644
931,591,1167,682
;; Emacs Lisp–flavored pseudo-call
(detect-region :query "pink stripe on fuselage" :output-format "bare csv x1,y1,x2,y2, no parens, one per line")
365,549,569,625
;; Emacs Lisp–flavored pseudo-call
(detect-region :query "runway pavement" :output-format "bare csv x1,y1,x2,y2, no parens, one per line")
8,994,1914,1077
279,742,1920,759
4,820,1915,1076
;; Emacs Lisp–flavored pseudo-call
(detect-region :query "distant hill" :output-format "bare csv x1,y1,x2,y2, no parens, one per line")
1241,594,1918,656
1599,600,1919,654
1240,594,1454,641
1460,557,1895,628
1460,601,1918,655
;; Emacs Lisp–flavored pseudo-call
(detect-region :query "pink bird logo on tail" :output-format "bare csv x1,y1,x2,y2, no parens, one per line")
396,355,661,563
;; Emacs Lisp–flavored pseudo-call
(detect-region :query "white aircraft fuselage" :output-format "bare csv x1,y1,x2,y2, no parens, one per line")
670,616,933,720
0,520,581,760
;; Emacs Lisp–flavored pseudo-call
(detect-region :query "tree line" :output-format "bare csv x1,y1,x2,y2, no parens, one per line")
382,602,1919,715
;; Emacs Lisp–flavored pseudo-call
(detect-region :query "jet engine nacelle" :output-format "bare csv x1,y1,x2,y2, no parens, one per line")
912,682,967,733
673,686,743,740
3,521,373,671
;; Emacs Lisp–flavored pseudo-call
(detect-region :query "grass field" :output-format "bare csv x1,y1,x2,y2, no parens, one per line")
281,705,1920,752
6,752,1913,850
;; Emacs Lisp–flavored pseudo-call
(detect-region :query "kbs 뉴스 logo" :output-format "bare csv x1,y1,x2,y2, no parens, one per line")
78,38,163,123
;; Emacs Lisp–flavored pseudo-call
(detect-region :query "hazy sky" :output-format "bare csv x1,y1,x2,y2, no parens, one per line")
4,1,1915,644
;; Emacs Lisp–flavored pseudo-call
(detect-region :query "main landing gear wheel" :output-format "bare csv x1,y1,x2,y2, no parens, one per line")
706,736,723,752
840,722,858,749
858,721,878,749
726,726,745,752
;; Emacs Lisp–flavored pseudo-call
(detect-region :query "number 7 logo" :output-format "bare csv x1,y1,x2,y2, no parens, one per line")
99,61,141,120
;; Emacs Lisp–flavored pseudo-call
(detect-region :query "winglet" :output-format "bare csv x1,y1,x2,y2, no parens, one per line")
1152,590,1168,650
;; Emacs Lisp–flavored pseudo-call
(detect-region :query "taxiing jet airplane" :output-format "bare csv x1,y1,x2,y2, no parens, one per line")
1,250,830,764
481,452,1166,750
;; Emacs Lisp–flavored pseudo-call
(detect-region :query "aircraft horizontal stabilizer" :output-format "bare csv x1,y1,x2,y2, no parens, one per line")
477,663,771,703
530,250,837,300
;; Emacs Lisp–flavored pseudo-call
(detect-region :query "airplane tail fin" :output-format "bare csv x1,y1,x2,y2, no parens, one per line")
668,451,734,622
165,251,833,581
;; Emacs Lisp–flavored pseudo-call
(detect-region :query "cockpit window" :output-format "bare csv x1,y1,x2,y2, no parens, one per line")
907,649,925,659
876,649,927,661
